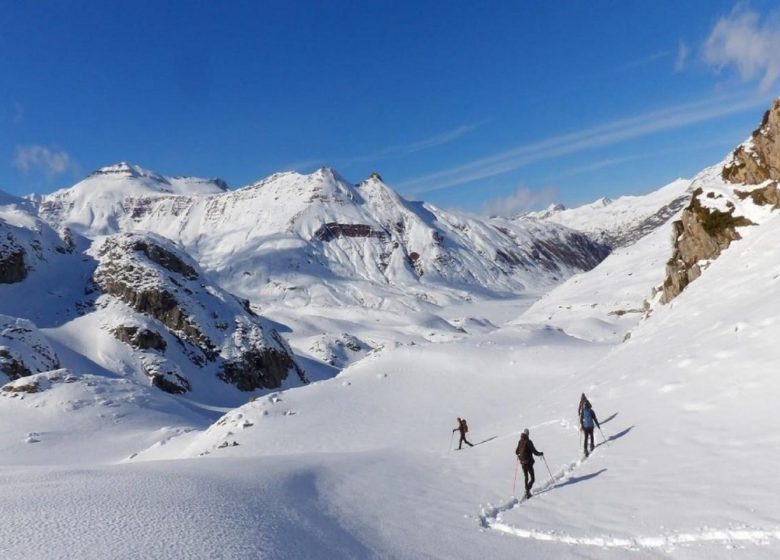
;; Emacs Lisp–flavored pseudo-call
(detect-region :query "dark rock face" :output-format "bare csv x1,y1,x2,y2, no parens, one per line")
722,99,780,184
112,325,167,352
94,233,305,393
0,348,31,380
95,236,217,361
130,239,198,280
313,223,388,242
735,183,780,207
142,358,191,394
0,249,26,284
219,346,300,391
660,189,753,304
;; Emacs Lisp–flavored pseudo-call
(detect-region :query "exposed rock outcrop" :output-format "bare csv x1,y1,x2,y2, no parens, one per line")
722,99,780,184
660,99,780,304
112,325,167,352
0,247,26,284
92,233,305,393
660,189,753,303
95,235,217,359
1,204,73,284
1,369,77,395
0,315,60,381
313,223,389,242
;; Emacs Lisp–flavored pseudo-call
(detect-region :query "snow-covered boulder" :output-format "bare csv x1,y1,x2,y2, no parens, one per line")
307,332,373,368
92,232,306,393
1,368,74,394
0,315,60,381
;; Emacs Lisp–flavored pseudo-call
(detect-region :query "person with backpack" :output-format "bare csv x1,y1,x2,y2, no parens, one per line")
453,417,473,450
580,401,600,457
515,428,544,499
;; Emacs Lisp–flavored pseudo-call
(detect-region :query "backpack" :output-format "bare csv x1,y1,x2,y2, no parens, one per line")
516,438,531,464
461,419,469,433
582,408,595,429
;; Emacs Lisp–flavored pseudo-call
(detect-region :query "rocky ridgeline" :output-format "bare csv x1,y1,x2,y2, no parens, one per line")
93,233,306,393
722,100,780,184
661,98,780,304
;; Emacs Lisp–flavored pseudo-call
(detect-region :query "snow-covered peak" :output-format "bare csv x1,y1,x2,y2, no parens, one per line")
90,162,163,181
589,196,613,208
524,203,566,220
38,163,228,235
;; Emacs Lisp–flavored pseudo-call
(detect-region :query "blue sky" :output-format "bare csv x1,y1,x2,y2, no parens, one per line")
1,1,779,214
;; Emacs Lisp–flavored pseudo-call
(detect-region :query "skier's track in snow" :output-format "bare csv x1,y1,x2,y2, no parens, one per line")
478,419,780,551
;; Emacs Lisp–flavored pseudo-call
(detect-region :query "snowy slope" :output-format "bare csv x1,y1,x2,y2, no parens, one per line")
526,177,693,247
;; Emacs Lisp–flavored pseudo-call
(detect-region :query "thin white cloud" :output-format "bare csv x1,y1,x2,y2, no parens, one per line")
279,121,486,176
398,92,773,195
482,185,558,217
702,6,780,92
616,50,674,72
560,155,646,177
347,120,487,164
675,41,690,72
13,145,76,178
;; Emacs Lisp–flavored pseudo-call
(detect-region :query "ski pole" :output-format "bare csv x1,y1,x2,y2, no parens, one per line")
448,430,455,453
598,426,610,447
512,459,520,496
542,455,554,485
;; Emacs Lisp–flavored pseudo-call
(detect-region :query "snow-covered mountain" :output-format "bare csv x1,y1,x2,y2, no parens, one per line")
525,177,693,248
36,166,610,310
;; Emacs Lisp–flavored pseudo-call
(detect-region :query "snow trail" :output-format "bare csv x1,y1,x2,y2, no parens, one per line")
479,419,779,552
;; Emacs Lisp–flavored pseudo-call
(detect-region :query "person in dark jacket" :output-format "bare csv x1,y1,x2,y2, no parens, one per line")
453,417,473,450
580,401,601,457
515,428,543,499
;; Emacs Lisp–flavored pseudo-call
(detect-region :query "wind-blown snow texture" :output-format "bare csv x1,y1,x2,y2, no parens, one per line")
3,101,780,559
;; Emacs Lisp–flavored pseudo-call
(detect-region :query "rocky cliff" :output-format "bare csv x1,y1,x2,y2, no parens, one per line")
92,232,306,393
660,98,780,304
722,99,780,184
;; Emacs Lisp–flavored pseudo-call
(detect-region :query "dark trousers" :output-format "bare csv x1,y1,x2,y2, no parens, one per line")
522,463,535,494
583,427,595,454
459,432,473,449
